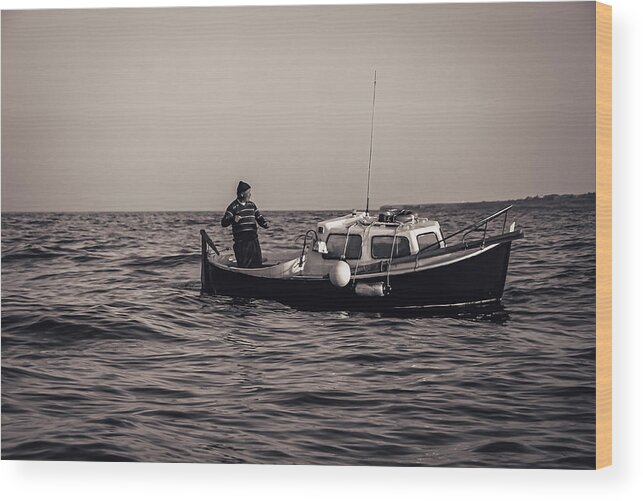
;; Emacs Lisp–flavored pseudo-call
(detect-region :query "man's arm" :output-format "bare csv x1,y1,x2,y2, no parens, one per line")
254,205,269,229
221,204,236,227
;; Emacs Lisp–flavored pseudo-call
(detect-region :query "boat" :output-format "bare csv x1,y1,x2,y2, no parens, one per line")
200,205,523,311
201,74,523,311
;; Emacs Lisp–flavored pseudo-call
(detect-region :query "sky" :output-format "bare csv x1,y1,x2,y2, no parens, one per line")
1,2,596,211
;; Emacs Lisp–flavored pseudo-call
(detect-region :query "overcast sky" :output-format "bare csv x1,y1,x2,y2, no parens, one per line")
1,2,596,211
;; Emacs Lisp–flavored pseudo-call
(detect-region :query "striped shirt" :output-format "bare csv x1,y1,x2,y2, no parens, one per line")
221,199,268,241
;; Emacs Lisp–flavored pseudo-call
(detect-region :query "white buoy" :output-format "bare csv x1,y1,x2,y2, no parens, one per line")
329,261,351,287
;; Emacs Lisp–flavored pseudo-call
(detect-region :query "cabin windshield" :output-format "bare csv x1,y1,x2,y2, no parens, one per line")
417,232,441,251
371,236,411,259
323,234,362,260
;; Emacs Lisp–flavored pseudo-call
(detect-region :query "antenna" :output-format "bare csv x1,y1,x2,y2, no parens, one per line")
365,70,377,215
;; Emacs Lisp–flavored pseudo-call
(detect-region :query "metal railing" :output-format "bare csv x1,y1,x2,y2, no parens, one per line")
421,205,514,254
298,229,318,266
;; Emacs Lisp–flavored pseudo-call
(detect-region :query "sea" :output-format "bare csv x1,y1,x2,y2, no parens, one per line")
1,194,596,468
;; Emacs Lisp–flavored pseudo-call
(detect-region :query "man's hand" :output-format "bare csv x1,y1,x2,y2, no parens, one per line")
234,214,241,223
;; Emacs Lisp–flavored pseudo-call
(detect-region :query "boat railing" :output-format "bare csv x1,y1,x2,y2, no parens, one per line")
419,205,514,255
297,229,319,266
461,205,513,246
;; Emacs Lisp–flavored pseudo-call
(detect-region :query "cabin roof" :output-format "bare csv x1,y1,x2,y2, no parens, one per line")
317,212,441,237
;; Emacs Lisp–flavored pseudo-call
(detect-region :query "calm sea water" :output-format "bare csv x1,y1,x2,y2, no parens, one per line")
1,195,596,467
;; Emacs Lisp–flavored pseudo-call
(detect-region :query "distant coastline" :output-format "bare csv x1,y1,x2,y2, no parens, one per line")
1,193,595,214
382,192,596,212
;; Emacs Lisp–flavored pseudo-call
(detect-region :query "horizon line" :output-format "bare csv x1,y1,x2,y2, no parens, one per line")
1,192,596,214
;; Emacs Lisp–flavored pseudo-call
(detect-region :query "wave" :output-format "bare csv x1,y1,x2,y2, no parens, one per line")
1,244,108,264
472,440,534,454
123,253,199,268
2,246,66,263
2,313,182,347
2,439,135,462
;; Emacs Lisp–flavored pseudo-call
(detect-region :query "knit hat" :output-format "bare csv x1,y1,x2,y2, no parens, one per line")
236,181,251,195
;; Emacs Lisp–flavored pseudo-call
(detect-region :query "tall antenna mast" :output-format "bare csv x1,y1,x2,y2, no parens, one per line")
365,70,377,215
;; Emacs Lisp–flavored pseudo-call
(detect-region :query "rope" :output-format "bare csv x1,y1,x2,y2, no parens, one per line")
385,225,400,290
352,220,374,285
341,222,358,260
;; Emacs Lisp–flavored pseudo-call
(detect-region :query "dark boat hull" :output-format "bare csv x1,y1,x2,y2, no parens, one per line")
201,240,515,311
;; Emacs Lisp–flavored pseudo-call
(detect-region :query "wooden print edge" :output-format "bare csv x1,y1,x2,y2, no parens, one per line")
595,0,612,470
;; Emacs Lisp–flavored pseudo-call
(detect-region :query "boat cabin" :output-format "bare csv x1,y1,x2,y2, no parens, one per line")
302,210,445,275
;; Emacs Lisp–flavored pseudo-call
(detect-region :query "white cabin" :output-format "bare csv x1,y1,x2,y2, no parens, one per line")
302,210,445,276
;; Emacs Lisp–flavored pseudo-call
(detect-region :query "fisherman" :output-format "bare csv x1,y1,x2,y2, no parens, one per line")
221,181,269,268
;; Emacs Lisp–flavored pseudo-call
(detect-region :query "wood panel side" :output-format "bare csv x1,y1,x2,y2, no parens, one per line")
595,0,612,470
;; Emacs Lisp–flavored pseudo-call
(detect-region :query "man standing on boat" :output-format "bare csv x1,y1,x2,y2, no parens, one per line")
221,181,269,268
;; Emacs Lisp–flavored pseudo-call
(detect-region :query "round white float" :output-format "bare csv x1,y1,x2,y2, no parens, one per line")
329,261,351,287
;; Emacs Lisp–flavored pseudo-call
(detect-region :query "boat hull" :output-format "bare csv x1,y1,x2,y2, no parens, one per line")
201,240,514,311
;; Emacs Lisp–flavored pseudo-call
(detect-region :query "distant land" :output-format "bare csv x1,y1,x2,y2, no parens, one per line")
0,193,595,214
382,192,596,212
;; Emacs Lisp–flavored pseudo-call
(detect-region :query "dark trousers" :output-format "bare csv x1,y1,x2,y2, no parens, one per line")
233,237,263,268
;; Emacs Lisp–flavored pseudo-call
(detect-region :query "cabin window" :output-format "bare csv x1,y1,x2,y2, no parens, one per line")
417,232,440,251
323,234,362,260
371,236,411,259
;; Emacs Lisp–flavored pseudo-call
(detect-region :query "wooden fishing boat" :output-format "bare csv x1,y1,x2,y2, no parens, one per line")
200,205,523,311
